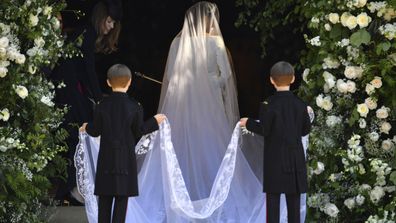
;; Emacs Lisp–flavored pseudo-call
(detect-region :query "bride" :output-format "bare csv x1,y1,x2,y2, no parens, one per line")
77,1,306,222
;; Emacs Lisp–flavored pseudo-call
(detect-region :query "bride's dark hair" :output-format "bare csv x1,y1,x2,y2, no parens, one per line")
185,1,220,36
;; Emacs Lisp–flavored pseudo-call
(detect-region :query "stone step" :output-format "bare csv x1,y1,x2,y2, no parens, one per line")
48,206,88,223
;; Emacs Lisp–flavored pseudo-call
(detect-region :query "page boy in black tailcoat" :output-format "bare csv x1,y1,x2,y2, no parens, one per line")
80,64,166,223
240,61,311,223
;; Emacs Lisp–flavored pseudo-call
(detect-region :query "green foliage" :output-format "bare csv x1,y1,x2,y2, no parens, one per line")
237,0,396,221
0,0,77,221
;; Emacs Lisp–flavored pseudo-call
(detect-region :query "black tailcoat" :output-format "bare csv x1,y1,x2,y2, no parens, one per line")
246,91,311,194
86,92,158,196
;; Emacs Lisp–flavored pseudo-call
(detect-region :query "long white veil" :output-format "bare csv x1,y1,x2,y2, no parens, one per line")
75,2,307,222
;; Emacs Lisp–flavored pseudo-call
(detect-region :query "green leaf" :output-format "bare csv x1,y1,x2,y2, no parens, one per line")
348,109,359,126
329,24,342,39
350,29,371,46
376,41,391,55
390,171,396,185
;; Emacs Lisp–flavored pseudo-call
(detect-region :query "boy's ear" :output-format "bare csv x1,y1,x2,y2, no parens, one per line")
290,75,295,84
270,77,276,87
106,79,112,87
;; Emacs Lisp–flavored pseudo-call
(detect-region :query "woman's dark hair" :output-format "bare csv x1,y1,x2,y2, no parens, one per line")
91,1,121,54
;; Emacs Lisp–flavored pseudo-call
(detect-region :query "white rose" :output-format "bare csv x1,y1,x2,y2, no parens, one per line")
313,162,325,175
357,12,371,28
29,14,39,27
360,184,372,191
365,83,375,95
346,16,358,30
376,106,389,119
1,108,10,121
370,186,385,203
0,67,7,78
323,71,335,89
15,85,28,99
341,12,352,27
369,132,380,142
357,103,369,117
344,66,363,79
15,54,26,64
365,97,377,110
34,37,45,47
322,96,333,111
0,47,6,58
358,163,366,174
344,198,355,209
346,80,356,93
381,139,394,151
354,0,367,8
336,79,349,93
324,23,332,31
380,122,392,134
328,13,340,24
0,37,9,48
359,119,367,128
355,195,365,205
324,203,339,218
370,76,382,88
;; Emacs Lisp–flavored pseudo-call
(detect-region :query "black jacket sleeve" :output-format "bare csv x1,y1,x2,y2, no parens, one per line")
86,105,102,137
81,27,102,102
246,102,273,137
131,105,159,139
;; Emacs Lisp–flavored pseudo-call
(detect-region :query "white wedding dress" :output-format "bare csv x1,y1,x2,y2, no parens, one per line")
75,2,308,222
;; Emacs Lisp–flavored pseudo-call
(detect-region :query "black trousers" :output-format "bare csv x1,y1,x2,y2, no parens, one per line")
98,196,128,223
266,193,301,223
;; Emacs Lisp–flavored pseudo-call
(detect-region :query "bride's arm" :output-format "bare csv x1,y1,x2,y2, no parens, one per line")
214,39,232,88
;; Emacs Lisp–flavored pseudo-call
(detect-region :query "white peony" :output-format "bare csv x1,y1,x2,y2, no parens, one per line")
376,106,389,119
346,15,358,30
356,12,372,28
323,71,336,89
336,79,349,93
322,96,333,111
365,97,378,110
313,162,325,175
0,108,10,121
370,76,382,88
355,195,365,205
344,198,355,209
29,14,39,27
381,139,394,151
341,12,352,27
357,103,369,117
328,13,340,24
0,36,9,48
369,132,380,142
324,203,339,218
380,122,392,134
316,94,324,108
15,54,26,64
370,186,385,204
353,0,367,8
365,83,375,95
0,67,7,78
344,66,363,79
15,85,28,99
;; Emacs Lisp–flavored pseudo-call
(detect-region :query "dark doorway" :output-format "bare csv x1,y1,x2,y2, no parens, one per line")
63,0,304,119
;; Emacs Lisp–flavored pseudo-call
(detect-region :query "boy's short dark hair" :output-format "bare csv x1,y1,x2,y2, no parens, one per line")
270,61,295,86
107,64,132,88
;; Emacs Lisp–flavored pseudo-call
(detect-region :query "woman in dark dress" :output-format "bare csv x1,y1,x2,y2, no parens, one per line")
51,0,122,204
